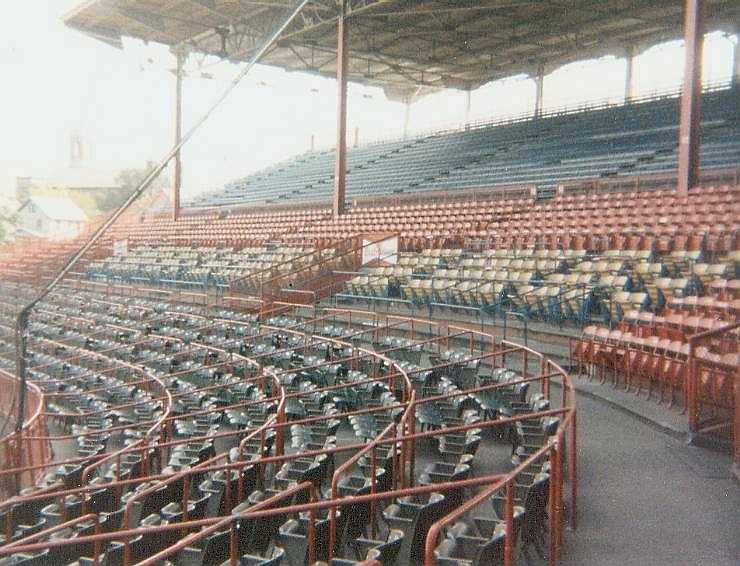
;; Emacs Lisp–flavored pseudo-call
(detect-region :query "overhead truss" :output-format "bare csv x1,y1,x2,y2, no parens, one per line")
64,1,740,100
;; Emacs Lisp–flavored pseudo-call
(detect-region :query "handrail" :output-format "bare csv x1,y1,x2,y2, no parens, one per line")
0,368,50,493
241,234,398,305
423,346,576,565
557,165,740,197
0,301,415,495
328,420,398,559
0,404,572,564
0,288,577,565
79,362,173,487
686,321,739,453
228,235,356,289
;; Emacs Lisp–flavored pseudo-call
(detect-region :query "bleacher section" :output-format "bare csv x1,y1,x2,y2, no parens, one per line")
104,208,330,248
0,70,737,566
342,247,738,325
0,174,737,564
106,184,738,256
189,86,740,208
571,295,737,419
290,183,738,252
0,282,575,566
78,184,740,323
86,245,332,290
0,234,102,286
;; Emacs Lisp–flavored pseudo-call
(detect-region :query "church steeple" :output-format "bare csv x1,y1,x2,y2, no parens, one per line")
70,131,84,166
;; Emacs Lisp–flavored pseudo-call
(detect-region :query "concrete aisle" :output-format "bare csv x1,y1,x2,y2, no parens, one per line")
562,391,739,566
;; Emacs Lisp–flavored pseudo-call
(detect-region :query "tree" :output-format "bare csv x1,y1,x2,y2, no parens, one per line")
0,208,16,244
115,160,170,192
105,161,172,211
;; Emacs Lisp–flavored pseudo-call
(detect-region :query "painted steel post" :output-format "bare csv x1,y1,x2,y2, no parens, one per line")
569,412,578,530
172,51,184,221
464,89,472,127
734,362,739,476
504,479,514,566
688,341,698,431
733,27,740,86
403,100,411,139
229,522,237,566
677,0,705,195
624,46,636,102
332,0,349,218
534,63,545,117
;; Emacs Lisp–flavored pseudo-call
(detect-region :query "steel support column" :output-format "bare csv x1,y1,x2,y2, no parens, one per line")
534,64,544,118
733,29,740,86
624,46,635,102
332,0,349,218
403,101,411,139
677,0,705,196
172,52,184,221
464,89,472,126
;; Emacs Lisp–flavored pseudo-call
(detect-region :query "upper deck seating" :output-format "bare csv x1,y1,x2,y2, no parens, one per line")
188,86,739,208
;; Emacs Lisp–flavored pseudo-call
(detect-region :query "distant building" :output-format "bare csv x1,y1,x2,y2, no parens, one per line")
15,133,122,221
16,195,87,240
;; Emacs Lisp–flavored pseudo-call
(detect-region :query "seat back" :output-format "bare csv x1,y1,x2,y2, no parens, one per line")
521,473,550,546
366,529,404,565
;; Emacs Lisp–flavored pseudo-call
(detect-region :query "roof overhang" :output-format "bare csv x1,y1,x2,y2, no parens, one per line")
64,1,740,102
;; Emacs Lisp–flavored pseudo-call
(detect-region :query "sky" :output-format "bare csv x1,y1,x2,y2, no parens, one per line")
0,1,736,204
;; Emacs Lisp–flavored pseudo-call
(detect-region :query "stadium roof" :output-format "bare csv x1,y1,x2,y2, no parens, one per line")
64,1,740,101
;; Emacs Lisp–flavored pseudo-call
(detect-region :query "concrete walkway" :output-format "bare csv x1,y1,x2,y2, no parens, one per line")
562,388,739,565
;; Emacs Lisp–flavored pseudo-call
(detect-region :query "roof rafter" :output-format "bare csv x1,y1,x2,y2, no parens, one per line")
64,0,740,100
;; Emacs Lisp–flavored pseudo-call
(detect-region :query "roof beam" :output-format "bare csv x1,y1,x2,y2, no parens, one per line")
108,4,180,42
63,0,740,92
182,0,232,23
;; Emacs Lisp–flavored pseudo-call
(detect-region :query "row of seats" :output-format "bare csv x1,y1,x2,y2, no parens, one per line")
288,184,739,252
86,245,333,288
187,86,739,208
571,310,737,411
52,184,738,268
0,281,568,566
0,234,98,285
102,209,331,249
342,247,738,325
487,185,739,252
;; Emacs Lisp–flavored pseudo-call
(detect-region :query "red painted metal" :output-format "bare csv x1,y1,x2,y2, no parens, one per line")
677,0,705,195
0,369,50,495
172,51,184,221
0,290,577,565
333,0,348,218
687,321,739,469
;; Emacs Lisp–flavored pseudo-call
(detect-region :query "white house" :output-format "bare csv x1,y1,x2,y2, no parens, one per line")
16,196,88,240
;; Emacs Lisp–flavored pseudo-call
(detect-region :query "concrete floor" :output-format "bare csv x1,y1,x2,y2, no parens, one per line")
561,389,739,566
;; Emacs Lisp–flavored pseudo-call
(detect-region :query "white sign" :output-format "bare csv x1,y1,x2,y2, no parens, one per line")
362,236,398,265
113,240,128,256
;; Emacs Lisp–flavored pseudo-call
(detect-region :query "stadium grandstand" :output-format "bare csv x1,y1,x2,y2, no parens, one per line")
0,1,738,566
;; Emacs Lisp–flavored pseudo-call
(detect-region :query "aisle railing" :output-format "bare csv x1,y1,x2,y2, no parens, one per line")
0,292,577,566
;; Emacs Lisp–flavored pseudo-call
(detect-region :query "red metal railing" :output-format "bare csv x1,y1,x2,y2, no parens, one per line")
0,284,577,565
0,368,51,497
687,321,739,471
571,320,737,466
